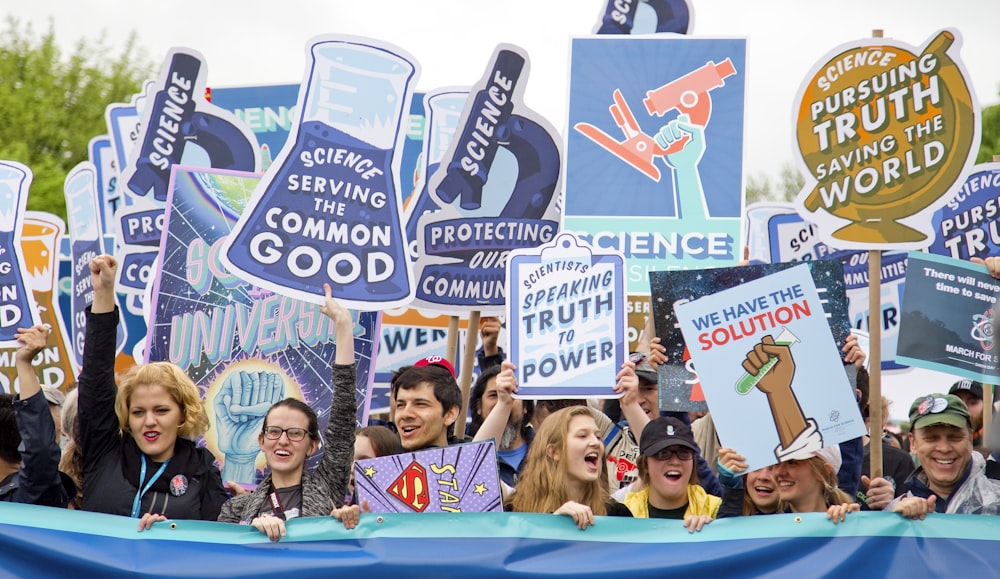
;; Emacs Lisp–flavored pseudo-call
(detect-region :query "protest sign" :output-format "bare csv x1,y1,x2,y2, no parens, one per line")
650,259,851,412
63,162,104,367
0,162,40,348
147,167,379,484
88,136,121,239
793,29,979,249
411,45,562,312
744,202,908,370
507,233,626,398
594,0,693,34
565,36,745,293
896,251,999,383
0,212,77,394
355,440,502,513
223,36,419,310
928,164,1000,261
673,265,863,470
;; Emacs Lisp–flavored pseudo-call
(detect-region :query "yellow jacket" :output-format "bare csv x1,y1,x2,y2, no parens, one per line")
624,485,720,519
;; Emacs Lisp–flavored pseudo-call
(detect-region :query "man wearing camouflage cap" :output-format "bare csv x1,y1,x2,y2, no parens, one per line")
884,393,1000,518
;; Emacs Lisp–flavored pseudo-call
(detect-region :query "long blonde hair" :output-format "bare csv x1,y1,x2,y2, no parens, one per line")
778,456,853,512
511,406,608,516
114,362,209,439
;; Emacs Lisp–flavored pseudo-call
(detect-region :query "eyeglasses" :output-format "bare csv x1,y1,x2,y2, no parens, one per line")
262,426,311,441
651,447,694,461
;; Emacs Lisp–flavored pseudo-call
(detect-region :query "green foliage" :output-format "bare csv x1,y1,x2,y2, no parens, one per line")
977,99,1000,164
0,16,152,221
745,161,805,205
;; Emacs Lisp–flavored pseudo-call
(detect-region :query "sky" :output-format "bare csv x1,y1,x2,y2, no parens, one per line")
16,0,999,420
15,0,1000,182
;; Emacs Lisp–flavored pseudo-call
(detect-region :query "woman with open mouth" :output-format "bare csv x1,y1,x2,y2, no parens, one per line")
217,284,361,540
623,416,720,532
716,447,780,517
773,446,858,523
508,406,633,529
78,255,228,530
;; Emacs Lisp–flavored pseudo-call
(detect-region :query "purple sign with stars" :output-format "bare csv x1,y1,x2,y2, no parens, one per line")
145,167,379,487
355,441,502,513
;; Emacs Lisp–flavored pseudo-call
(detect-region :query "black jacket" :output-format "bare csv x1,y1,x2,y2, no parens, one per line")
0,390,74,507
78,307,227,520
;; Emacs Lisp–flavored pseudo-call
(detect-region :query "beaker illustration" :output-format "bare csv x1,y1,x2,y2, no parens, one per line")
13,213,76,391
0,162,37,340
226,38,419,307
405,90,468,260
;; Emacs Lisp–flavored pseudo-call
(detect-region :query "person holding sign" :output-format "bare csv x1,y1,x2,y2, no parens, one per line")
508,406,633,529
773,446,858,523
218,284,361,540
0,325,74,508
622,417,720,532
880,394,1000,518
715,448,781,517
78,255,228,530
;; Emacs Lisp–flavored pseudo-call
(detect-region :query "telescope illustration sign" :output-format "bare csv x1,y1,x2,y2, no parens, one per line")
564,37,746,293
793,29,980,250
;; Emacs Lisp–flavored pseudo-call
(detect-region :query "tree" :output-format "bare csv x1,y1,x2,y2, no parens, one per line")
0,17,153,221
977,98,1000,164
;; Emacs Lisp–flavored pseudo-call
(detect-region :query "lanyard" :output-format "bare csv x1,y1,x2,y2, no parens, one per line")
268,491,287,520
131,455,171,518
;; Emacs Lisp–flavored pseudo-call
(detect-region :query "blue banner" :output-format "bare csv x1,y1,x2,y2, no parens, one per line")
2,503,1000,578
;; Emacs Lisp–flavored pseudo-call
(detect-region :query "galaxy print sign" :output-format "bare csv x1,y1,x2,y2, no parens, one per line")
223,35,420,310
507,233,626,398
146,167,379,486
412,44,562,313
0,162,40,348
355,441,503,514
649,258,851,412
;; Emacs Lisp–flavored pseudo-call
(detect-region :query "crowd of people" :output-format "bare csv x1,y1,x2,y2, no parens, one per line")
3,254,1000,546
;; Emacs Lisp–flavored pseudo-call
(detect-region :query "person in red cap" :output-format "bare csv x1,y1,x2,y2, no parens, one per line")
390,355,464,450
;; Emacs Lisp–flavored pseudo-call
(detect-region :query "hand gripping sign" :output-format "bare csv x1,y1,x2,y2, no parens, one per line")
0,162,40,348
507,233,627,399
793,29,979,249
412,45,562,312
222,36,420,310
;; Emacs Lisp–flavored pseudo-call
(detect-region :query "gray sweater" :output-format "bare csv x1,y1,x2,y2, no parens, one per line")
218,363,357,523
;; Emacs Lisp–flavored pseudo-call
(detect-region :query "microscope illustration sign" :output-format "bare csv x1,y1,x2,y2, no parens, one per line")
564,37,746,294
673,264,865,472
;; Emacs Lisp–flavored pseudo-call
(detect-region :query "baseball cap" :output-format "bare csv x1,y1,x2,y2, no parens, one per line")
413,355,456,378
908,393,971,430
41,386,66,407
948,379,984,400
809,445,843,474
630,352,658,384
639,416,697,457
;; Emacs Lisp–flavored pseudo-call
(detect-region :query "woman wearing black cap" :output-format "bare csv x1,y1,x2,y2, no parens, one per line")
622,416,720,531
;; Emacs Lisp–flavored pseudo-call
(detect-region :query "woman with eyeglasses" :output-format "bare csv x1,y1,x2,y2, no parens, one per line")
623,416,721,532
217,284,359,541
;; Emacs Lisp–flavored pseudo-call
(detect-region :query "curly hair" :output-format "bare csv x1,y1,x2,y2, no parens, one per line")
510,406,608,516
114,362,209,439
